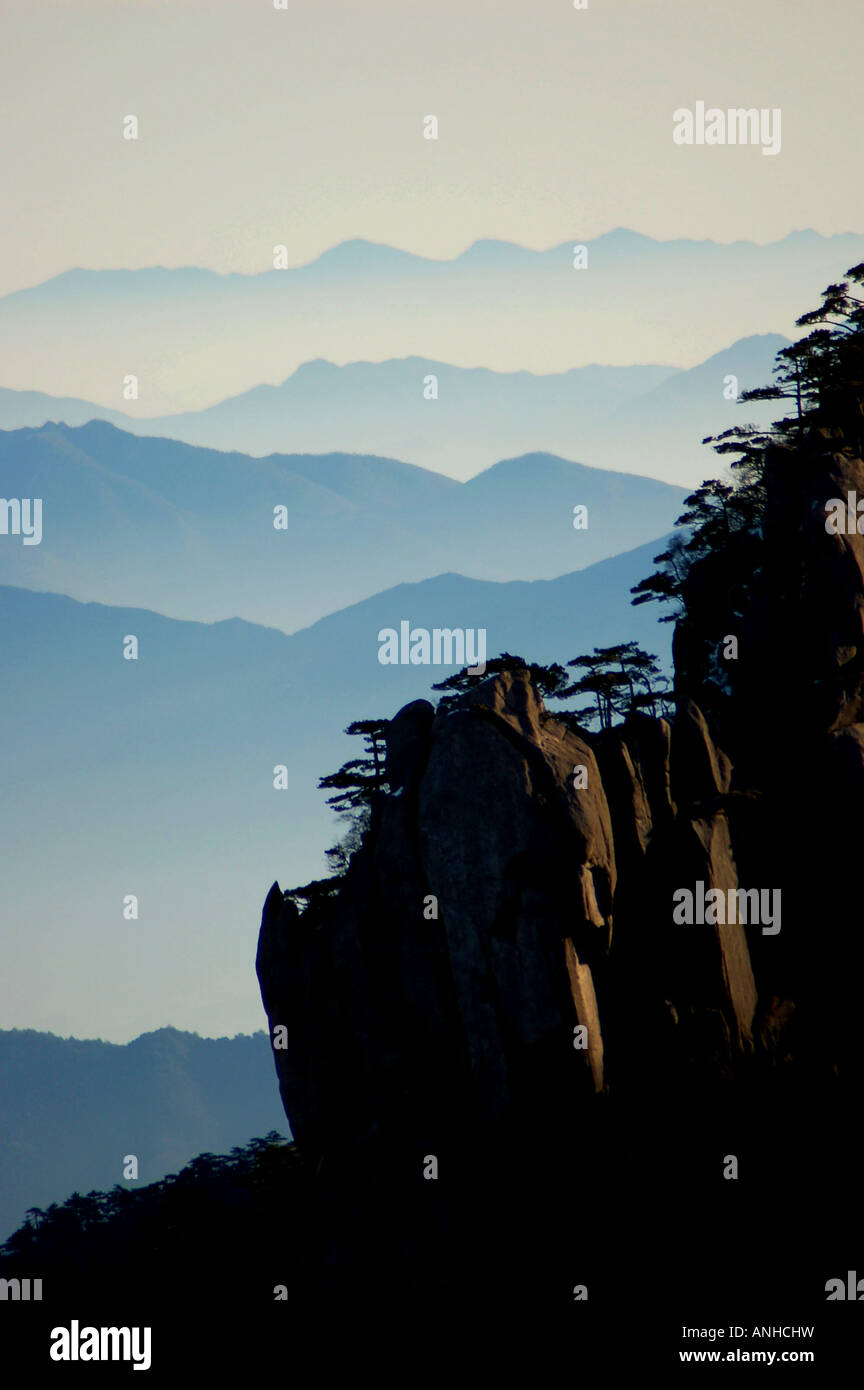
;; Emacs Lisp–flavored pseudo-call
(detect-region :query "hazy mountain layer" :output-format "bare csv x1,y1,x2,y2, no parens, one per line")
0,1028,287,1243
0,422,687,629
1,230,858,411
0,335,785,484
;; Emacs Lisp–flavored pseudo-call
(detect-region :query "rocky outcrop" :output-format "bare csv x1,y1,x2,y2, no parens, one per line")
253,440,864,1320
256,441,864,1174
256,666,781,1159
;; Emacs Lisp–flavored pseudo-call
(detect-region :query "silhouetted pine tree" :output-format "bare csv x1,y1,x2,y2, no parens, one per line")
630,263,864,627
432,652,569,707
558,642,669,731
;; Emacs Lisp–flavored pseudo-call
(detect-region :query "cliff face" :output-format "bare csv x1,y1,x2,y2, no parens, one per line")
257,460,864,1151
254,447,864,1314
673,442,864,1078
256,676,787,1158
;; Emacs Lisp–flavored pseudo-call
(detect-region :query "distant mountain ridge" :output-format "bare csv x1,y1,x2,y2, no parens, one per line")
0,227,857,409
0,1027,287,1243
0,335,786,483
5,227,857,296
0,421,688,628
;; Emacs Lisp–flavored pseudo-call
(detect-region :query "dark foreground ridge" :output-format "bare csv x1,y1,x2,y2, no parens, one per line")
255,431,864,1328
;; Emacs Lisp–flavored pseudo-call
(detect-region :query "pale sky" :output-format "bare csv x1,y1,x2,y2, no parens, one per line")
1,0,863,297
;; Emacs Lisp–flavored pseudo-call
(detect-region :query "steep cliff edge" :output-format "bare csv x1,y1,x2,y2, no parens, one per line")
256,672,773,1155
254,443,864,1315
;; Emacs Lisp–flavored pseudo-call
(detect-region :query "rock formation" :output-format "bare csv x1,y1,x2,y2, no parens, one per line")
257,670,776,1151
255,442,864,1315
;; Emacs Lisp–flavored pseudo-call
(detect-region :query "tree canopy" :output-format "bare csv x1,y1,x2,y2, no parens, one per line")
558,641,670,731
630,262,864,624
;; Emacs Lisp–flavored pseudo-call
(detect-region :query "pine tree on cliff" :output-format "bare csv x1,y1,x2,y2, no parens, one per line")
317,718,389,815
282,719,390,897
559,642,669,731
629,533,689,621
313,718,389,876
630,262,864,624
433,647,667,732
432,652,569,705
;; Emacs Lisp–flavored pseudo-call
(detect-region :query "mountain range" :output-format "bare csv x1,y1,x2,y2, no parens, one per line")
0,1028,287,1244
1,230,859,412
0,421,688,629
0,334,786,484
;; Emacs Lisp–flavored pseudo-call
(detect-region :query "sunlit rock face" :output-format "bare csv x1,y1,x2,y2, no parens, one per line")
255,666,787,1159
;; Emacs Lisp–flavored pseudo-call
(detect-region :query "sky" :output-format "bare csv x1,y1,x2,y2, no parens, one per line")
1,0,863,298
